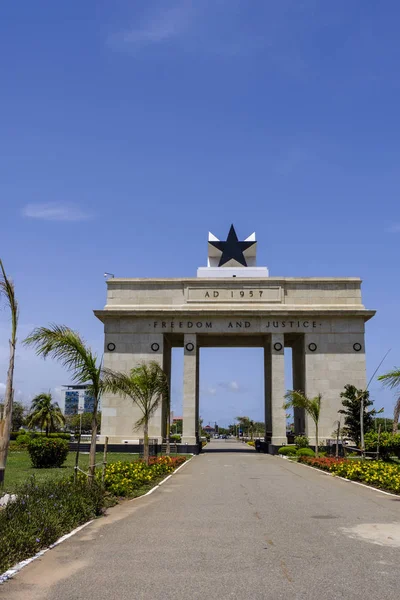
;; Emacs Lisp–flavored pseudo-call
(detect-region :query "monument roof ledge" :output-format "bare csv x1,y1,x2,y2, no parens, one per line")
105,276,363,284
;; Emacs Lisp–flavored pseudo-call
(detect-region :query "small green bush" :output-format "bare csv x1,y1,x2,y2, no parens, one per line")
297,447,315,457
170,434,181,443
16,433,33,446
0,477,104,573
28,437,69,468
278,446,297,456
294,435,309,449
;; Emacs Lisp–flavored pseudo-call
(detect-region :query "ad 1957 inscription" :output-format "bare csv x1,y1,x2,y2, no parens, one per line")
186,286,281,303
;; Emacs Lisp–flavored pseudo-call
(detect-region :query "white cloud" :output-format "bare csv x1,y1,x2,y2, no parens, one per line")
22,202,93,222
109,1,193,48
219,380,242,393
386,223,400,233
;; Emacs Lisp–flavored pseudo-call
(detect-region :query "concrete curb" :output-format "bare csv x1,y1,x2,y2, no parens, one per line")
0,455,194,585
280,455,400,498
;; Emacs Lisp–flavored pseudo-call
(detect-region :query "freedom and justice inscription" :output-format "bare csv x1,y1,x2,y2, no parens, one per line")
186,286,281,303
152,319,319,330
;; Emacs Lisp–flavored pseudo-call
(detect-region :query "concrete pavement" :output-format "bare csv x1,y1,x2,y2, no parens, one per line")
2,439,400,599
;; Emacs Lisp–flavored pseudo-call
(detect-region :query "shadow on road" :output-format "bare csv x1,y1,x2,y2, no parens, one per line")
202,447,256,453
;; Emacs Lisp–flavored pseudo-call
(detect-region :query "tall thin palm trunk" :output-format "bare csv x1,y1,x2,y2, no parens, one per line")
0,260,18,489
143,419,149,465
0,344,16,487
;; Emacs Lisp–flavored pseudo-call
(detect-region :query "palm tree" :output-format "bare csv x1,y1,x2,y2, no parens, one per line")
24,325,101,483
26,393,65,435
236,416,250,439
102,361,168,465
378,368,400,434
284,391,322,457
0,260,18,488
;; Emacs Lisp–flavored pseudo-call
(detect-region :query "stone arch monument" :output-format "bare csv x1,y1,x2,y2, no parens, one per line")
95,226,375,453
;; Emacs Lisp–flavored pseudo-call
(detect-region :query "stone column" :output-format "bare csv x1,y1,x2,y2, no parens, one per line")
264,333,287,448
182,333,198,447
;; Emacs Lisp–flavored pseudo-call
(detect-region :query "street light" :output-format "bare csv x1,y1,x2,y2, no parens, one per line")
104,272,115,279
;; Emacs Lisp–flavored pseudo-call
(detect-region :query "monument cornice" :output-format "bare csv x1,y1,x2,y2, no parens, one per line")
94,308,376,322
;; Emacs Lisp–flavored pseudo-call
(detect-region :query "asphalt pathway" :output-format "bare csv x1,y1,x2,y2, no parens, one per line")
3,439,400,600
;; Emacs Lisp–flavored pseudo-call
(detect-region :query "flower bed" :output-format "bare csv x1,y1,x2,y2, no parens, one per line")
298,456,400,494
102,456,186,497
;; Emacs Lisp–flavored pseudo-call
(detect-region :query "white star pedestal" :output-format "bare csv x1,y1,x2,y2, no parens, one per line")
197,227,269,278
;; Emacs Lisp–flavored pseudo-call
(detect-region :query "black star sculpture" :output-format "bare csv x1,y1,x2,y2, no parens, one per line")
209,225,256,267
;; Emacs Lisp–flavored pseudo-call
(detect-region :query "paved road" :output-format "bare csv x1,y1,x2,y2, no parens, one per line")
3,440,400,600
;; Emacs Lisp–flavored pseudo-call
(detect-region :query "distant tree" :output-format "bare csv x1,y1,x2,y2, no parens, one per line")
171,418,182,435
11,401,26,431
0,259,18,488
284,391,322,457
65,411,102,434
378,368,400,434
338,385,376,447
26,393,65,435
373,417,398,432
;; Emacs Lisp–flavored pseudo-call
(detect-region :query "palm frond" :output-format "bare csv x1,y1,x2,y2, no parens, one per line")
378,368,400,390
102,361,168,427
24,325,100,388
0,259,18,341
284,390,321,425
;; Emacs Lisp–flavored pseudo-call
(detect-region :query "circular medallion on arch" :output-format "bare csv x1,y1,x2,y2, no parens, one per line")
151,343,160,352
308,343,317,352
107,342,116,352
273,342,283,352
353,343,362,352
185,342,195,352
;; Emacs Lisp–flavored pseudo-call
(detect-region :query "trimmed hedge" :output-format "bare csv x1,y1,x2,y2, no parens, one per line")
296,447,315,457
278,446,297,456
0,477,104,573
28,437,69,468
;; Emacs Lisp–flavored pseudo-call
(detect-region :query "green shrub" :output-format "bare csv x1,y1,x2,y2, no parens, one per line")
16,433,33,446
10,431,25,441
28,437,69,468
278,446,297,456
364,432,400,460
294,435,309,449
170,434,181,443
0,477,104,573
296,447,315,457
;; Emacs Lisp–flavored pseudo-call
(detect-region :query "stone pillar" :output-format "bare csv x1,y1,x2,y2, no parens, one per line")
182,333,199,447
304,325,367,447
264,334,287,448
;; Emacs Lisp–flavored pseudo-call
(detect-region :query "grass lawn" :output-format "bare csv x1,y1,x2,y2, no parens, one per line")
2,450,140,493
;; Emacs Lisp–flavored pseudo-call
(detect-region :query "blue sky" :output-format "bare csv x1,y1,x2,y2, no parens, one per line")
1,1,400,427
